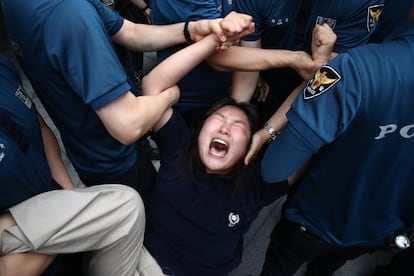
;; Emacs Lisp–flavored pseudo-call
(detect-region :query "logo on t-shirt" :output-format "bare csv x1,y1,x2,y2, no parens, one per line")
228,212,240,227
367,5,384,32
303,65,341,100
0,142,6,163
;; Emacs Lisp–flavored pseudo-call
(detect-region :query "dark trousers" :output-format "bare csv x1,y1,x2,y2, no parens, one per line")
372,247,414,276
260,218,380,276
63,140,156,276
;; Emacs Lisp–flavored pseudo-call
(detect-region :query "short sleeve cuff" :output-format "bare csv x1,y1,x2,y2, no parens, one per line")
90,81,131,110
286,109,326,150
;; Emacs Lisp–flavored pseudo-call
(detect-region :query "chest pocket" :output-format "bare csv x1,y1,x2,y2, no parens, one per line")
262,16,294,49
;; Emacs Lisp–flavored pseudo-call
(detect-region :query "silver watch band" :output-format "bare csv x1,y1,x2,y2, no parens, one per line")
263,123,279,143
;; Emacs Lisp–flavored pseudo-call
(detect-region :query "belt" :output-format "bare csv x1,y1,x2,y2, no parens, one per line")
294,220,413,250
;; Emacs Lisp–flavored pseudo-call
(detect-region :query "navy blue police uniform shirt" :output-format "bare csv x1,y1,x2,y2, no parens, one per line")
369,0,414,42
0,54,60,213
145,110,288,276
262,26,414,247
151,0,234,112
1,0,137,180
234,0,385,108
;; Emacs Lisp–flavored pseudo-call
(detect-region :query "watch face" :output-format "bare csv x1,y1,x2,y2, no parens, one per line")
395,235,411,249
264,123,274,133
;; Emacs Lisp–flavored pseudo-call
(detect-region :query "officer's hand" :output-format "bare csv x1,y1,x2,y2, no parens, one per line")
189,12,254,46
253,78,270,103
311,23,337,65
244,129,268,165
292,51,317,80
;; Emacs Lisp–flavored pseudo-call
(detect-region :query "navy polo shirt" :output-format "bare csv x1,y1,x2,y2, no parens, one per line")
262,30,414,246
234,0,385,105
0,54,60,213
145,110,288,276
151,0,234,112
2,0,136,179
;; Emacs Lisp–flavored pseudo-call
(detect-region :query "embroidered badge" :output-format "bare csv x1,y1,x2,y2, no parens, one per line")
228,212,240,227
367,5,384,32
15,84,32,109
303,65,341,100
315,16,336,29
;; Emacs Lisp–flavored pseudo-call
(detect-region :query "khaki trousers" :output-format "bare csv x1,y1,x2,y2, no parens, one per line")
1,184,165,276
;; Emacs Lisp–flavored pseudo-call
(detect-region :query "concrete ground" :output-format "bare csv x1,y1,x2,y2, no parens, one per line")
0,12,396,275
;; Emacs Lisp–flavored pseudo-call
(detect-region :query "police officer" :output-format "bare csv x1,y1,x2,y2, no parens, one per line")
258,22,414,276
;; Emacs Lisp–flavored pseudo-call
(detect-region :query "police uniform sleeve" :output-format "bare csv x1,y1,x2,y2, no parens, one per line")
261,54,363,183
331,0,384,52
290,56,363,144
43,0,130,109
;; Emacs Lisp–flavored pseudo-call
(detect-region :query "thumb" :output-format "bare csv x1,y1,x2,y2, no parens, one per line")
244,148,255,166
211,19,227,42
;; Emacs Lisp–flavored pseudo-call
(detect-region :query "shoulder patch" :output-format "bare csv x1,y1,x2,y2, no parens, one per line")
367,4,384,32
303,65,341,100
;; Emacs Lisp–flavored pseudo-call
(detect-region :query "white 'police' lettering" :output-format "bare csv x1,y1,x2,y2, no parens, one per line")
374,124,414,139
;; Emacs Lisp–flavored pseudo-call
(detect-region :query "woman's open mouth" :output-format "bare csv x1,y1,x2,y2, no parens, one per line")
209,138,228,157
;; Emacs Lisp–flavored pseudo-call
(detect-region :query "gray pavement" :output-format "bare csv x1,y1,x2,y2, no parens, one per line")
0,13,395,275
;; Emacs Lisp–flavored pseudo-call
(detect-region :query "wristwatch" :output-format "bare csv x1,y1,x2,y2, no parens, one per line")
263,123,279,143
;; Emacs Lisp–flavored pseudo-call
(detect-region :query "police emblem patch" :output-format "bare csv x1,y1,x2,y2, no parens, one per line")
303,65,341,100
367,5,384,32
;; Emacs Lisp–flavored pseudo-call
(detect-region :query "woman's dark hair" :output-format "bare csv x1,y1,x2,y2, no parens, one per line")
181,98,259,193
